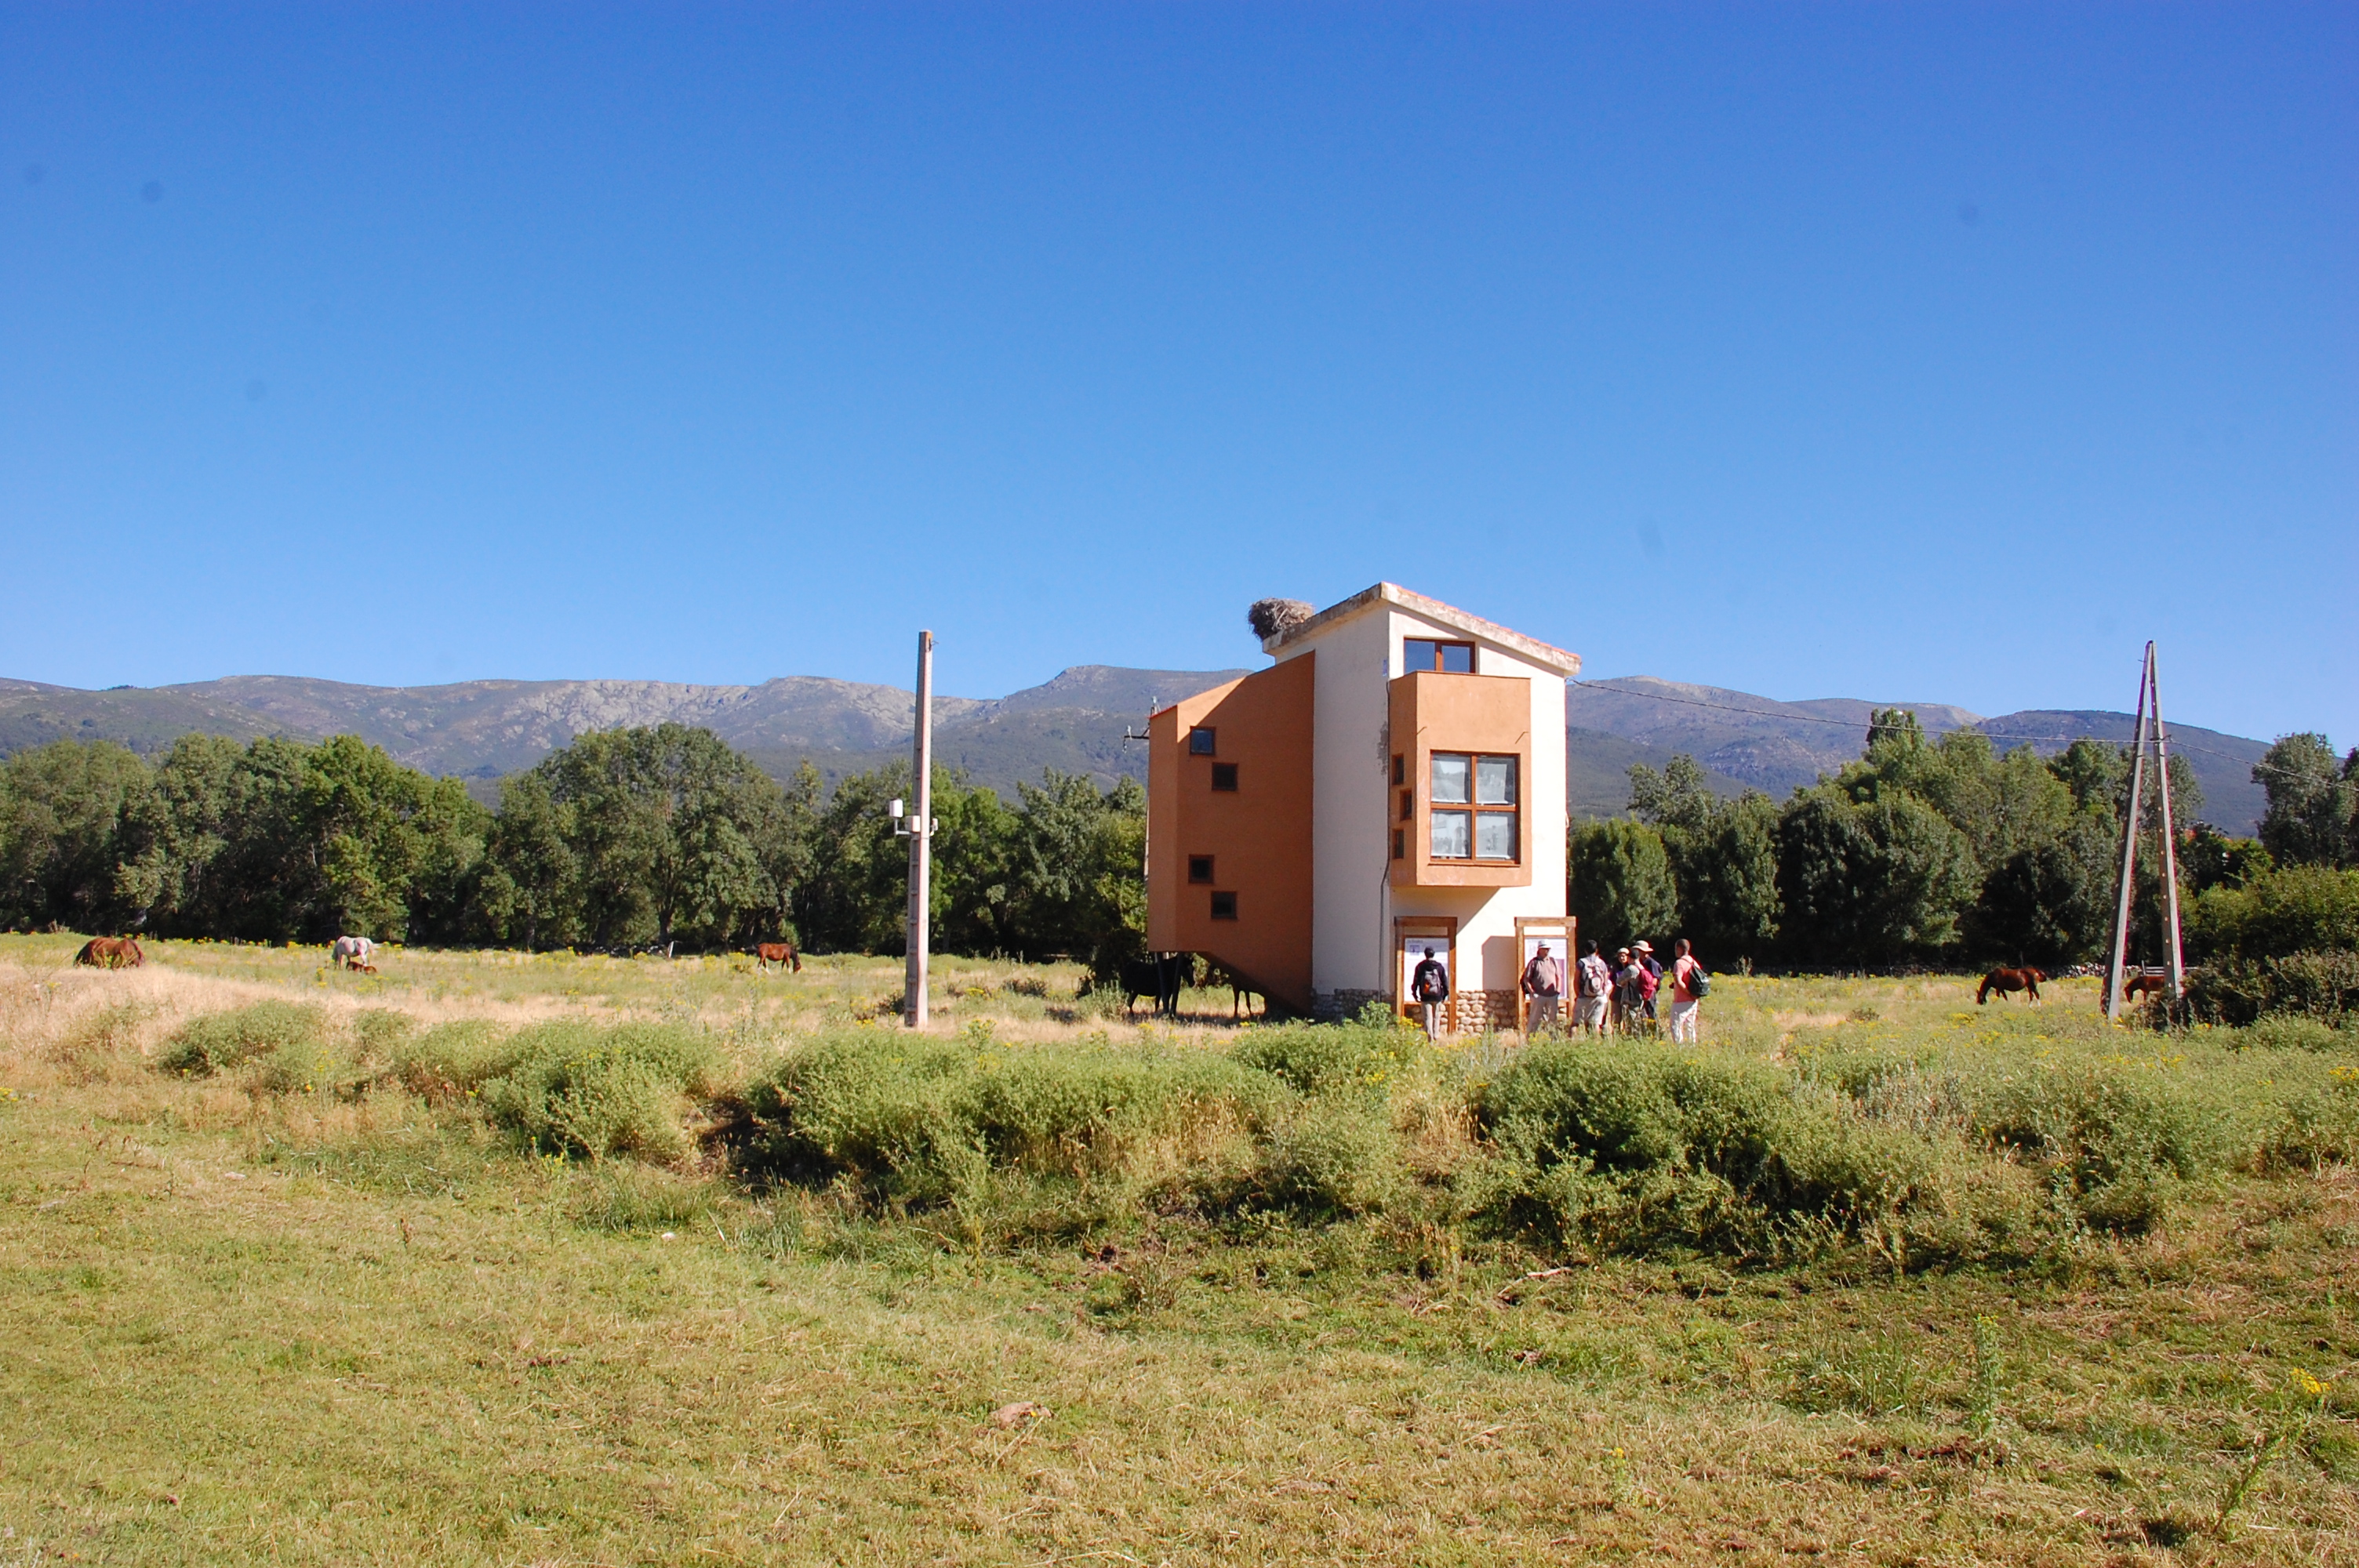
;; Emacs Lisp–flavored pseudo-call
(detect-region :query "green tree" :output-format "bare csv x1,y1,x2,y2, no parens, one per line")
1775,789,1978,967
2255,733,2357,869
520,724,787,952
2178,822,2273,895
1677,792,1783,965
112,733,487,942
1626,753,1717,837
474,771,582,949
1568,818,1678,954
1009,771,1147,973
1627,754,1779,965
0,739,153,932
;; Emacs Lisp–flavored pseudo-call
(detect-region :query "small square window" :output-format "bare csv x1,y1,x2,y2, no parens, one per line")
1187,855,1214,884
1210,891,1238,920
1187,727,1216,756
1211,762,1239,792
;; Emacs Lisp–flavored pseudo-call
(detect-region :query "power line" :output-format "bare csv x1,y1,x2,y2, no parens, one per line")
1568,679,2329,785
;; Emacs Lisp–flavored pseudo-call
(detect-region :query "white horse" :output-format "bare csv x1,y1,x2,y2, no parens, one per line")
331,935,377,971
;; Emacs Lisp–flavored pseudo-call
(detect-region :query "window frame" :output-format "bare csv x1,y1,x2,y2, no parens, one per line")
1403,638,1476,674
1210,762,1239,792
1187,727,1217,756
1187,855,1214,885
1427,750,1520,863
1209,890,1238,920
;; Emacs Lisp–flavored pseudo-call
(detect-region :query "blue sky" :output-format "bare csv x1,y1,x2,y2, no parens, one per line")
3,4,2352,745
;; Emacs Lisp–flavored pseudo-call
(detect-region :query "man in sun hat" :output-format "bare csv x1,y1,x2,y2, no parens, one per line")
1521,942,1564,1035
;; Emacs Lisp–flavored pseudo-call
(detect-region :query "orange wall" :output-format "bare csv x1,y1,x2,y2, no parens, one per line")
1387,670,1534,890
1147,653,1316,1012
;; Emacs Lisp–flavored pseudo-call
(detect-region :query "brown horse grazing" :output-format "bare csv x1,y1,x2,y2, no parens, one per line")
754,942,801,974
1976,966,2045,1005
2121,971,2173,1002
74,936,144,970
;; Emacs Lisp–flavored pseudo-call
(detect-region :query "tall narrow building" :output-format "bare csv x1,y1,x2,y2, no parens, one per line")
1147,583,1578,1027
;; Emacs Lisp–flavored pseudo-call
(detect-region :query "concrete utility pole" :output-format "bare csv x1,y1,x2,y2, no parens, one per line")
905,630,935,1029
2104,654,2152,1022
2150,645,2186,1007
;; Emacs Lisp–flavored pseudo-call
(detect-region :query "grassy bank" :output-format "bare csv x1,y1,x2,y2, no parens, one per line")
3,934,2355,1564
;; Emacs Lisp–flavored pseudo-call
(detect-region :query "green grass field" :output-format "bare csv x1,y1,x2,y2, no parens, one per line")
2,934,2354,1565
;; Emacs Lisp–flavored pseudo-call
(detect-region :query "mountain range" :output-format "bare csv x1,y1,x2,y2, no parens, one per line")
0,668,2275,833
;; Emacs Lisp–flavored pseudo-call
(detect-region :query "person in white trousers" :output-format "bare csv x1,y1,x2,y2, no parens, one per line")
1669,938,1703,1043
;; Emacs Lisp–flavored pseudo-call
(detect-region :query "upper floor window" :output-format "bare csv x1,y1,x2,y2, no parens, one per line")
1187,855,1214,884
1404,638,1474,674
1429,753,1518,861
1211,762,1239,792
1188,727,1217,755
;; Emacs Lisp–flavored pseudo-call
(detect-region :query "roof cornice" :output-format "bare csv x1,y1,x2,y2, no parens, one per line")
1263,583,1583,678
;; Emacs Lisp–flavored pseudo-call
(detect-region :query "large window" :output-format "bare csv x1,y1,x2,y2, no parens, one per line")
1429,753,1518,862
1404,638,1474,673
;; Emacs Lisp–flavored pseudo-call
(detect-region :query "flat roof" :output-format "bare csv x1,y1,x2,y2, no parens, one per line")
1263,583,1583,677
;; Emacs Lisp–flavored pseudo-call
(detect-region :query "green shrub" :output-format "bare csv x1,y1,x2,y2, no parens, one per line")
1471,1040,1954,1259
349,1008,416,1059
1232,1015,1419,1098
2188,950,2359,1029
2259,1067,2359,1171
158,1002,327,1077
387,1019,518,1102
1969,1062,2230,1233
2234,1014,2357,1055
476,1022,722,1163
2186,866,2359,961
1256,1096,1403,1217
738,1033,1275,1209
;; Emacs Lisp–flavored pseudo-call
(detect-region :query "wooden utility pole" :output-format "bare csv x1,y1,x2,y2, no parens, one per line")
906,630,934,1029
2104,641,2186,1020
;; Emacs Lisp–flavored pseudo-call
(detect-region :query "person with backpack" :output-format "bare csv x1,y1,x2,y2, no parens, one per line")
1633,940,1664,1025
1575,940,1612,1035
1612,946,1650,1036
1669,937,1708,1042
1410,946,1451,1039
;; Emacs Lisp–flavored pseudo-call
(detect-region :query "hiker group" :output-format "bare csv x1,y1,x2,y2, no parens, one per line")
1517,936,1707,1042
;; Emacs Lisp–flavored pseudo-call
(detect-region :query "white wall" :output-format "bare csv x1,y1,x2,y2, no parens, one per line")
1275,608,1390,997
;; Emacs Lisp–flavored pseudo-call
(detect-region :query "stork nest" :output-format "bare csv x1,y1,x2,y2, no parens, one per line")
1248,598,1314,643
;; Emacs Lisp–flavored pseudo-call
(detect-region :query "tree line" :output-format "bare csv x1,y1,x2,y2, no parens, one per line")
1573,710,2359,971
0,726,1149,971
6,710,2351,980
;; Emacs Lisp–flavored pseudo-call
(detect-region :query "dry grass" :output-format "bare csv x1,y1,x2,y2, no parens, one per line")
3,935,2356,1565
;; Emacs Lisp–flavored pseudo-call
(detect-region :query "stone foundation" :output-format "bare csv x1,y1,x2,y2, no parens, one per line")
1312,989,1387,1024
1448,989,1521,1034
1312,988,1526,1033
